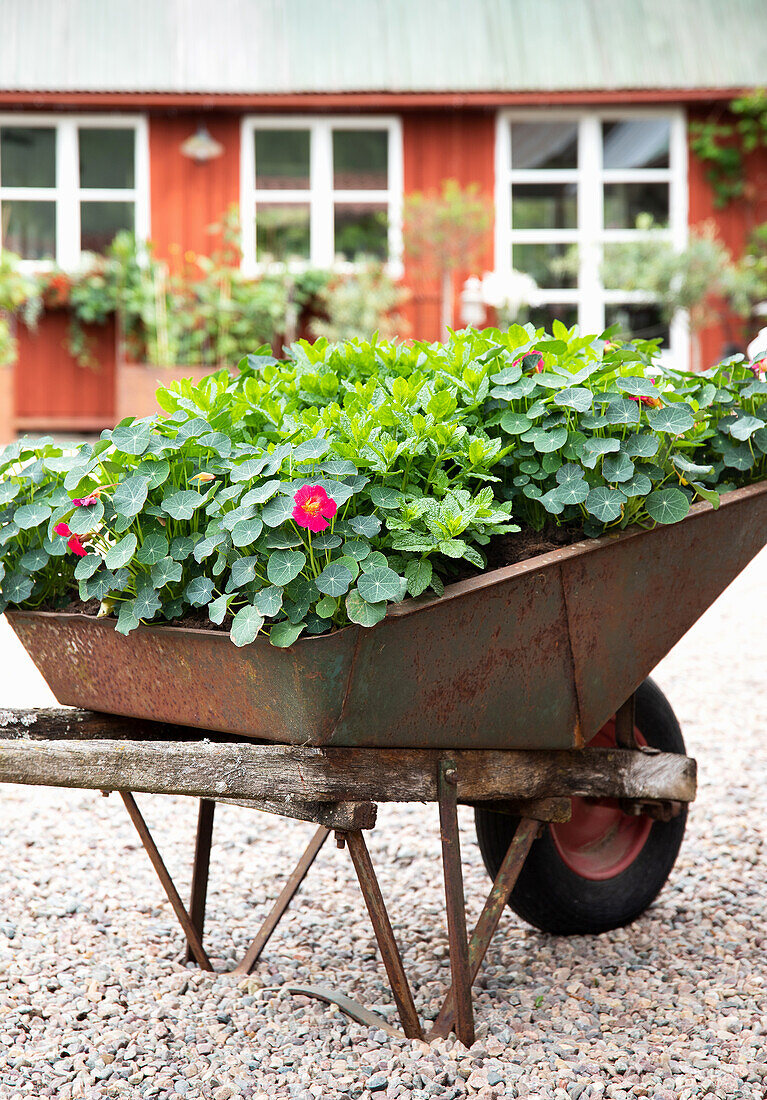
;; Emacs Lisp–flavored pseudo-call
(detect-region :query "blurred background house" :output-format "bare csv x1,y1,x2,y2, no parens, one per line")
0,0,766,441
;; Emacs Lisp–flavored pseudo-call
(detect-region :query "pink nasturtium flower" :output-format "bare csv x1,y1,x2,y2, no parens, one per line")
292,485,338,533
513,350,544,373
67,535,88,557
54,522,71,538
72,492,100,507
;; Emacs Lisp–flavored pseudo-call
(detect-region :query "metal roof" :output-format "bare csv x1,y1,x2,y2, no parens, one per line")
0,0,765,95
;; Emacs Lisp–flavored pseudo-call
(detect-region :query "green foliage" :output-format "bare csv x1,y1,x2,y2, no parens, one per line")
310,263,408,343
1,325,766,650
690,90,767,207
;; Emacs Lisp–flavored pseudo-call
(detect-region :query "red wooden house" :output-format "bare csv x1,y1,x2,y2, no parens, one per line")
1,0,766,440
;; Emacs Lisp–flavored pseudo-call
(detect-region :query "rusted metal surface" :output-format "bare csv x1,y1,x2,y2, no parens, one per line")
429,817,539,1040
437,759,475,1046
9,482,767,750
346,830,423,1040
119,792,213,971
233,826,330,976
184,799,216,965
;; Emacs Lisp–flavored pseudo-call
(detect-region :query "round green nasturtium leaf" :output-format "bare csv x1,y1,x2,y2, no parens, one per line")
753,426,767,454
20,546,49,573
293,436,331,462
267,549,306,587
0,481,20,506
185,575,215,606
616,376,661,398
500,411,532,435
579,436,621,468
620,471,653,498
67,500,104,535
532,427,568,454
132,584,162,620
602,452,635,484
230,605,265,647
729,415,764,441
136,529,170,565
74,553,102,581
312,532,342,551
585,486,626,524
349,514,381,538
86,569,119,601
261,495,295,527
623,432,660,459
14,502,53,530
115,602,141,636
105,532,138,571
169,535,195,562
671,454,713,479
345,589,387,627
644,488,690,525
150,557,183,589
315,560,353,597
255,585,284,617
112,476,150,519
360,551,388,573
315,595,338,619
647,405,695,434
162,489,205,521
135,458,171,490
241,479,280,507
490,364,523,386
197,431,232,457
230,457,268,483
554,387,593,413
369,486,404,509
228,555,258,589
207,593,230,625
111,422,153,456
265,530,303,549
540,488,565,515
691,482,720,508
602,398,641,426
232,516,264,547
269,619,306,647
718,441,754,471
357,566,401,603
2,570,34,603
404,558,432,598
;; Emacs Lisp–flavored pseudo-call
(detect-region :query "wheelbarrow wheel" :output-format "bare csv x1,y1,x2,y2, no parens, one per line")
474,677,688,935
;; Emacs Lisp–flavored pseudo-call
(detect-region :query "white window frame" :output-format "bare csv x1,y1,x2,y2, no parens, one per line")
240,115,403,276
495,107,688,366
0,113,150,271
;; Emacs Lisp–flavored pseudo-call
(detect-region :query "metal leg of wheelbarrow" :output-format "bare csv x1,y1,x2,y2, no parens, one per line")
184,798,216,964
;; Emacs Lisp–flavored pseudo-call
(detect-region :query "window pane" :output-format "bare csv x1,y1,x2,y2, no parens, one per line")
80,201,134,253
604,183,669,229
512,243,576,289
602,120,670,170
512,183,577,230
2,200,56,259
333,130,388,190
528,304,579,331
0,127,56,187
605,303,669,345
79,128,135,189
334,203,388,261
256,203,311,261
255,130,310,190
511,123,578,170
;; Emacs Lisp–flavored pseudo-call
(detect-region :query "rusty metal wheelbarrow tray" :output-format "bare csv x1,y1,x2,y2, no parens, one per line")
8,482,767,750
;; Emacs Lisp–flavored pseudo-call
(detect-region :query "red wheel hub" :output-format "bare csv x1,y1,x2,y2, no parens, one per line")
549,718,653,881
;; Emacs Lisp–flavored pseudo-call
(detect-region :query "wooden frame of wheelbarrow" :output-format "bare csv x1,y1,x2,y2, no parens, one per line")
0,700,696,1045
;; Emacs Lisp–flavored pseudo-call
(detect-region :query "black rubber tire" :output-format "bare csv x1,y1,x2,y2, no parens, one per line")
474,677,688,935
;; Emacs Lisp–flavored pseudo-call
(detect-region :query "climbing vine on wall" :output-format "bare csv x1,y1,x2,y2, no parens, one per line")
690,90,767,208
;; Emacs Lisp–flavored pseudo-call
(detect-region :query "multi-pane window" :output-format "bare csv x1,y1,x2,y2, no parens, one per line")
0,116,149,267
241,117,403,271
495,111,687,362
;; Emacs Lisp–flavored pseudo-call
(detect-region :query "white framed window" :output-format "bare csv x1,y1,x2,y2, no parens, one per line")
0,114,150,269
240,115,403,274
495,109,688,364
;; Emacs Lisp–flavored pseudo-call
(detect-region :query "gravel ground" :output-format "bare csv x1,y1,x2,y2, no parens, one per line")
1,551,766,1099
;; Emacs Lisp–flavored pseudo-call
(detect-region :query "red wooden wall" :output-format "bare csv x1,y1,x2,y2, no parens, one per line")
688,106,767,368
401,109,496,339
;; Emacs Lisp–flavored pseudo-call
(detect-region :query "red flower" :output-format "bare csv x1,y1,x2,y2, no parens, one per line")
513,350,544,373
67,535,87,557
72,492,99,507
292,485,338,533
54,522,71,537
627,379,662,407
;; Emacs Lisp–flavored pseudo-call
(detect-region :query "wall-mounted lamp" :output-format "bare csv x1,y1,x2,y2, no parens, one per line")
180,125,224,163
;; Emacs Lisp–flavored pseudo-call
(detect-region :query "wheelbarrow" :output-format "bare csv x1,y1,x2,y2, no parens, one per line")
3,482,766,1043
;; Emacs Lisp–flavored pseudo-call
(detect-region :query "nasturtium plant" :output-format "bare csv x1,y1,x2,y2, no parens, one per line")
1,326,766,647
